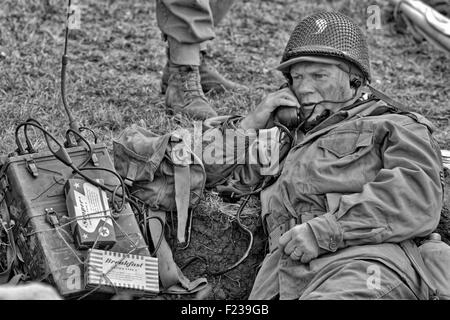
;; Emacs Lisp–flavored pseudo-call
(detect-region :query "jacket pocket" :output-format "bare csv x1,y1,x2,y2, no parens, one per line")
317,129,374,158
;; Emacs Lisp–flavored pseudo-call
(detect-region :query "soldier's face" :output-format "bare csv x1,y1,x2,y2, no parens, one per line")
290,62,353,119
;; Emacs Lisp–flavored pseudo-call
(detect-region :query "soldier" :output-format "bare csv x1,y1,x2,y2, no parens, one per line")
203,11,444,299
156,0,245,120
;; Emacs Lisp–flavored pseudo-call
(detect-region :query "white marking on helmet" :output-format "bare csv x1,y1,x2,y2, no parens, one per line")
314,19,327,34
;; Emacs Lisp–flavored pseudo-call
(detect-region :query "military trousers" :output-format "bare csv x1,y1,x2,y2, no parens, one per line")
156,0,235,65
249,243,426,300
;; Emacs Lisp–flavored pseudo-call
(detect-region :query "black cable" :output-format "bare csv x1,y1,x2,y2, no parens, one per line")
180,256,207,271
297,88,360,129
126,196,146,218
273,121,293,142
225,175,274,199
144,216,165,257
273,120,295,150
23,118,43,153
40,124,158,253
15,124,29,155
77,167,127,212
111,185,125,214
66,129,93,168
14,122,136,220
79,127,98,144
15,122,68,161
141,207,148,242
208,193,254,276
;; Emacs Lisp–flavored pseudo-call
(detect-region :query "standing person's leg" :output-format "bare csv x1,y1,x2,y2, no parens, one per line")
209,0,235,27
157,0,215,66
156,0,217,120
197,0,246,94
158,0,245,109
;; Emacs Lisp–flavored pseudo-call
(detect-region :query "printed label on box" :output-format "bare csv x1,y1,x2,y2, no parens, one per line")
65,179,116,249
73,181,111,233
86,249,159,294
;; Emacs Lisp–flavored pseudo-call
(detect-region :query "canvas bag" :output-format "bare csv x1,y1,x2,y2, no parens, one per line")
401,235,450,300
113,124,207,293
418,236,450,299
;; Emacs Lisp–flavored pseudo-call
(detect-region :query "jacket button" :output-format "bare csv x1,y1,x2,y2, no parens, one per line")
329,238,337,251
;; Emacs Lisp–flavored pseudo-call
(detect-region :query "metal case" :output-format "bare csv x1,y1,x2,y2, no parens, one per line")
0,144,151,298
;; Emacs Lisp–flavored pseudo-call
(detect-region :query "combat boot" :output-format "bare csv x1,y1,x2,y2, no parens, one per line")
161,52,246,94
165,65,218,120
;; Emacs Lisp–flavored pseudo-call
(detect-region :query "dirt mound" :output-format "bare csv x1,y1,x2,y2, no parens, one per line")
163,193,266,300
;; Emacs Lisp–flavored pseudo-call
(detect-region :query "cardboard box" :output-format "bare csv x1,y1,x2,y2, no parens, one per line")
65,178,116,249
85,249,159,296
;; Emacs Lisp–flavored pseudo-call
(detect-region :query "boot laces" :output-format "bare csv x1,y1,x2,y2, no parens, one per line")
180,67,204,98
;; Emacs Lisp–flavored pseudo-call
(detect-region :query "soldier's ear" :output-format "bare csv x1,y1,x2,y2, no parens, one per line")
279,82,290,90
283,73,293,86
349,78,362,89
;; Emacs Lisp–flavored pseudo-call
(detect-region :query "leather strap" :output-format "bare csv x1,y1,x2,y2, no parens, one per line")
367,85,407,111
148,209,178,289
173,165,190,244
147,209,207,294
124,161,138,186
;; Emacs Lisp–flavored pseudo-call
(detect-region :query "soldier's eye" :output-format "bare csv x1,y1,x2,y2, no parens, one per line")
313,73,327,79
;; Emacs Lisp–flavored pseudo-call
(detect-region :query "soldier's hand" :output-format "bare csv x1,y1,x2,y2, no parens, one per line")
0,282,62,300
240,87,299,130
279,223,320,264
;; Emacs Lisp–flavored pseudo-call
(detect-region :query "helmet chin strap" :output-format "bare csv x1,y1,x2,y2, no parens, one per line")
297,86,361,132
291,67,363,124
297,83,360,123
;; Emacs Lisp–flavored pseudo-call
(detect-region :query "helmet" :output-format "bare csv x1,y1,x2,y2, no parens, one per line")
278,11,371,83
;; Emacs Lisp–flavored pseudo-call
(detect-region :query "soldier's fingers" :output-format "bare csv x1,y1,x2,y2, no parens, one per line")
278,230,292,251
279,86,296,96
290,250,303,261
300,252,312,264
279,88,299,100
276,91,299,104
289,246,305,260
275,98,298,108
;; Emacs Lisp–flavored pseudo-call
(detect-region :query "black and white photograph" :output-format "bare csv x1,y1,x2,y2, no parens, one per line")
0,0,449,311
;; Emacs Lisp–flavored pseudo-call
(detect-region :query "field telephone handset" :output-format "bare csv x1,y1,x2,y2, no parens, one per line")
273,105,303,130
272,83,303,130
273,77,364,130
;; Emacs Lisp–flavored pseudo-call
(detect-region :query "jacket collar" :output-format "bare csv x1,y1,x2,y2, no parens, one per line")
294,98,390,148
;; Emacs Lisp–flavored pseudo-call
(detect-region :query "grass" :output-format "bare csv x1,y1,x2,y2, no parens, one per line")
0,0,449,299
1,0,448,151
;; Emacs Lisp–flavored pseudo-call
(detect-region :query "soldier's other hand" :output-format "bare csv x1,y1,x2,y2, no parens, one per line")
240,87,299,130
0,282,62,300
279,223,319,264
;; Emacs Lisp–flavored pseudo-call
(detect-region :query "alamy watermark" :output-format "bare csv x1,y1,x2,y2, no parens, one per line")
366,264,381,290
170,121,280,176
367,5,383,30
67,0,83,30
66,3,385,31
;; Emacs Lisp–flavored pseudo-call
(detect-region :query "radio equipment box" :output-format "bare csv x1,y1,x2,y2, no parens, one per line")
64,178,116,249
0,144,153,298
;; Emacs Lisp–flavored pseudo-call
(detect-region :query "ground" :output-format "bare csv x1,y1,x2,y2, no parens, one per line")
0,0,449,300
